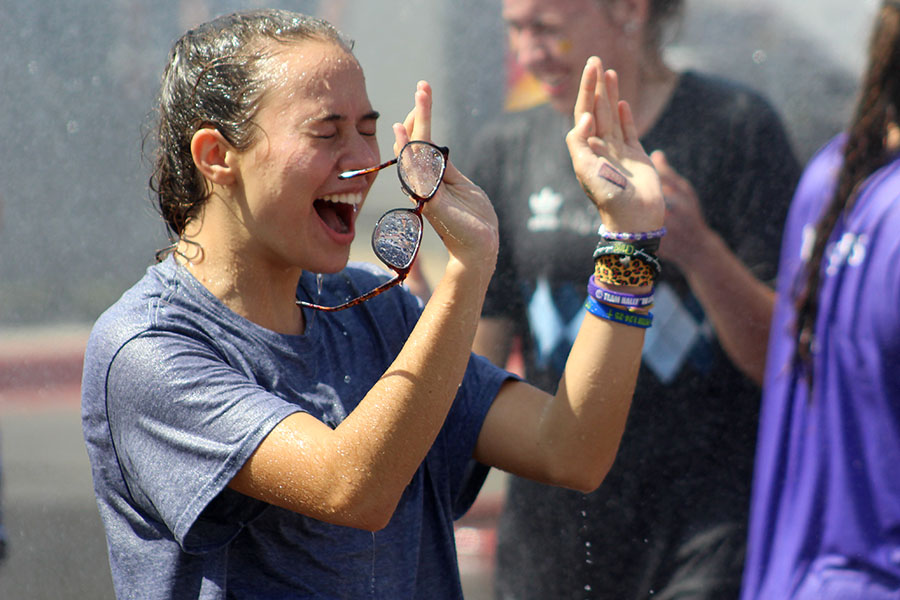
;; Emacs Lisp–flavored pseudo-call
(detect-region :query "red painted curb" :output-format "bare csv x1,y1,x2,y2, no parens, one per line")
0,327,89,406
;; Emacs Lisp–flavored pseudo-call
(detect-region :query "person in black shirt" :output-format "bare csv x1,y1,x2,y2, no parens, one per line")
469,1,801,598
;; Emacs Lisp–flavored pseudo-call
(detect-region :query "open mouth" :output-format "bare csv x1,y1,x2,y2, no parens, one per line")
314,193,362,235
539,75,567,95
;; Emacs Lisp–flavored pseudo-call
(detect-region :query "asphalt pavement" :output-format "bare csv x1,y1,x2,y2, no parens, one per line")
0,327,115,599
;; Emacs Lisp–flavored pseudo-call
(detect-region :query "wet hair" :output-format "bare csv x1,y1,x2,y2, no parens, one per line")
149,9,353,246
793,1,900,382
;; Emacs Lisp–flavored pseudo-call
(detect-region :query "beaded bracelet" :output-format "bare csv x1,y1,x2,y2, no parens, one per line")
584,296,653,328
587,275,655,308
598,224,667,242
594,253,660,287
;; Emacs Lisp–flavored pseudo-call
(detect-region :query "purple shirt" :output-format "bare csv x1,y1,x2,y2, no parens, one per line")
742,136,900,599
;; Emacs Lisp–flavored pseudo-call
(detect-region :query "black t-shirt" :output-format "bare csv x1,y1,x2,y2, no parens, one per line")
465,71,802,599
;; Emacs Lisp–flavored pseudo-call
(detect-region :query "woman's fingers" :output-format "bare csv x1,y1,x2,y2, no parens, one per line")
392,122,411,155
574,57,600,128
593,65,614,138
409,81,432,141
618,100,638,146
395,81,433,156
602,70,623,145
573,57,630,149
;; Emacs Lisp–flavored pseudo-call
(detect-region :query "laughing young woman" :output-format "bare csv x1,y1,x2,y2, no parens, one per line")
81,9,664,599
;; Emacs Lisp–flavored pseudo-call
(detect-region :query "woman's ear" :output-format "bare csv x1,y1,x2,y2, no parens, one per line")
608,0,649,32
191,127,237,186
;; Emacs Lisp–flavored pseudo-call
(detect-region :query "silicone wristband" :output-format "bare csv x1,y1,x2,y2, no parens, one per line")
587,276,655,308
584,296,653,328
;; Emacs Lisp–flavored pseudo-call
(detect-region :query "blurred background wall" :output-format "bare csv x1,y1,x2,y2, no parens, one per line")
0,0,878,329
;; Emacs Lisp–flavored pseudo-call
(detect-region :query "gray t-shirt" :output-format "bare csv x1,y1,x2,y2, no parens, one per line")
82,257,509,599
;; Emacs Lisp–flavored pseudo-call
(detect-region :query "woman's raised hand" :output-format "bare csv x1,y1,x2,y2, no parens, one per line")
394,81,498,280
566,57,665,234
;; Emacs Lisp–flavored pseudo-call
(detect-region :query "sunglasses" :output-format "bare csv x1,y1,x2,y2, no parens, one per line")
297,140,449,312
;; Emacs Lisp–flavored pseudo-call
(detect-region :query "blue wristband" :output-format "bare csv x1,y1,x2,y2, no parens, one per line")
584,296,653,328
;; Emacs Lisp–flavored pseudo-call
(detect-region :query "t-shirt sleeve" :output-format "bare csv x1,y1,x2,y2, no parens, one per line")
105,330,302,552
440,353,516,519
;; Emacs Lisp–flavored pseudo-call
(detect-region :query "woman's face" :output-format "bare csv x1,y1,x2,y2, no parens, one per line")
228,39,380,275
502,0,627,113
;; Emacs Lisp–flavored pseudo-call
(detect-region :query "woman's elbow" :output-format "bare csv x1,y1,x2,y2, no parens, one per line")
300,486,400,532
546,454,616,494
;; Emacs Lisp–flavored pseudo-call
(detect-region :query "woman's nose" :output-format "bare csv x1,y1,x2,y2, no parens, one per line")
344,134,380,173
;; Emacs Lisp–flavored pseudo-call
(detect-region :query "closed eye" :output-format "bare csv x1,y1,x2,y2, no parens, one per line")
359,111,380,137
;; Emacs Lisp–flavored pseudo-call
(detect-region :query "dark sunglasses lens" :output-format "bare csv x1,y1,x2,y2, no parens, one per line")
372,209,422,270
398,142,445,199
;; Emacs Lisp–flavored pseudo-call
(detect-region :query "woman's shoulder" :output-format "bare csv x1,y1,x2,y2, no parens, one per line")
86,259,224,361
90,262,170,332
675,70,780,116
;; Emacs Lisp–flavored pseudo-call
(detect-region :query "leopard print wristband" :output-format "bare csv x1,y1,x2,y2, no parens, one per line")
594,253,658,287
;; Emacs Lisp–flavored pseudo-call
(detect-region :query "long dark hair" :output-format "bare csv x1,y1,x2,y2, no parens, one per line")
793,1,900,378
148,9,352,249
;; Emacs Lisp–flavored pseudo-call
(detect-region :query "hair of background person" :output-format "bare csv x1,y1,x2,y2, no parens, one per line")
793,0,900,382
644,0,684,51
600,0,683,53
148,9,354,249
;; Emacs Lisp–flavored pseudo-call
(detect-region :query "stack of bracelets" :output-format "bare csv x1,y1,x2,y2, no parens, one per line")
585,224,665,329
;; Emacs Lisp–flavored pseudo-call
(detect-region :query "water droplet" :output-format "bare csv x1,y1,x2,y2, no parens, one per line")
752,49,767,64
370,531,377,595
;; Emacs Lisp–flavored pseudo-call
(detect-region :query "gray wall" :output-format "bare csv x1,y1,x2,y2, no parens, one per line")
0,0,875,328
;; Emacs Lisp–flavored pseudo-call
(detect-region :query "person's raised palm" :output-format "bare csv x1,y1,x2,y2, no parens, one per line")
566,57,665,234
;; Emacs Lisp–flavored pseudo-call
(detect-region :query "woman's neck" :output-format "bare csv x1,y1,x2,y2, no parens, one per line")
629,59,679,138
175,239,306,336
